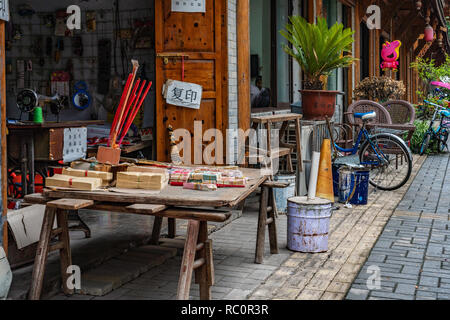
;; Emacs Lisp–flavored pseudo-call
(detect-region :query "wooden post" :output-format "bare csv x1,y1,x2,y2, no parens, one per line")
354,5,361,85
237,0,250,138
0,20,7,252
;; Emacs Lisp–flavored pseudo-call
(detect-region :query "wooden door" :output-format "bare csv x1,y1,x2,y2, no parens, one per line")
155,0,226,163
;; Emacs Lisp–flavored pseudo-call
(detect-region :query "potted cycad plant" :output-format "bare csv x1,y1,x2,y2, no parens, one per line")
280,16,356,120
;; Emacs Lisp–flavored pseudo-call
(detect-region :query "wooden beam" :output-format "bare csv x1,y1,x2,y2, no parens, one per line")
237,0,250,140
1,21,7,253
396,11,421,41
354,4,361,83
380,1,404,30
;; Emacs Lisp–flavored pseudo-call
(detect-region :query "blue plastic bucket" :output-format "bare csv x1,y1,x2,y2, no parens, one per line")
332,164,340,197
338,168,370,205
287,197,332,253
274,174,296,214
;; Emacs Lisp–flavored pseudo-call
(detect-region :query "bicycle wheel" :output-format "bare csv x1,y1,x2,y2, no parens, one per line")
438,130,449,153
420,132,431,155
359,133,412,191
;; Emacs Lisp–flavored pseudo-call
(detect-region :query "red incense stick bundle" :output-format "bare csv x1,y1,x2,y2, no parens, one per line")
111,60,140,148
116,78,141,142
118,81,152,146
108,73,133,147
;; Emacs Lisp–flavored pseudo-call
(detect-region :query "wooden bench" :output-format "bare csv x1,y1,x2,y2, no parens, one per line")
26,197,229,300
29,199,94,300
255,180,290,264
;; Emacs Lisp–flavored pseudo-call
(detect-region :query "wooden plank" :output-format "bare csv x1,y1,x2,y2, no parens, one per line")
177,220,200,300
237,0,250,138
1,21,7,252
262,181,290,189
24,193,50,204
6,120,104,130
56,209,73,295
196,221,211,300
125,204,167,214
168,218,176,238
150,216,163,245
204,239,214,286
158,208,231,223
255,186,268,264
47,199,94,210
251,113,303,123
267,188,278,254
29,207,56,300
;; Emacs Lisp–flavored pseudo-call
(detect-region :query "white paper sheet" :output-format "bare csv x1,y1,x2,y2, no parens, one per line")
171,0,205,13
63,127,87,163
163,79,203,109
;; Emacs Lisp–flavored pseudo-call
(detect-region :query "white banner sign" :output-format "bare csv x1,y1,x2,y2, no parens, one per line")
171,0,205,13
0,0,9,22
163,79,203,109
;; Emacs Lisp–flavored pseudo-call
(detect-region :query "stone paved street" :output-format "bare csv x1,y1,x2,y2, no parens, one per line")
347,154,450,300
53,155,427,300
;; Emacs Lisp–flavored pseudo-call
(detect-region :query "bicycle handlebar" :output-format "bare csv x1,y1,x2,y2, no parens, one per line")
424,100,448,109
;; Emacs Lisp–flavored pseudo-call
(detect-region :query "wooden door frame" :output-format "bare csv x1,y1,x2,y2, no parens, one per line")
155,0,228,163
237,0,250,136
1,20,7,252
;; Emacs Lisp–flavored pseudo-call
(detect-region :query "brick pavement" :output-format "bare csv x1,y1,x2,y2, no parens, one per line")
56,155,427,301
347,154,450,300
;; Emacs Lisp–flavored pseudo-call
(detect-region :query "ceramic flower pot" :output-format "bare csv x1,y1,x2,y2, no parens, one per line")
300,90,339,120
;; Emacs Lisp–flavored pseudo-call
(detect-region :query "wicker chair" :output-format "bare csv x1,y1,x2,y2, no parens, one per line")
382,100,416,141
346,100,393,126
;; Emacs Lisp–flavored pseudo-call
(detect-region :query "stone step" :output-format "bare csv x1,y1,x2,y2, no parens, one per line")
77,246,177,296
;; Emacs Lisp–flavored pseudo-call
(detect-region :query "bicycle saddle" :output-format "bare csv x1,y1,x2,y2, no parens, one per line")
354,111,376,121
439,110,450,118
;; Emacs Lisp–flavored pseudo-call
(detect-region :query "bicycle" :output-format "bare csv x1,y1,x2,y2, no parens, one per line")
419,99,450,155
332,111,413,191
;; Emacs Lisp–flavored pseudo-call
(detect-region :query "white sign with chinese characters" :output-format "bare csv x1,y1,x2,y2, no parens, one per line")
163,79,203,109
0,0,10,22
171,0,205,13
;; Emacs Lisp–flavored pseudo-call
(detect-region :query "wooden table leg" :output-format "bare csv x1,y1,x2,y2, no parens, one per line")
168,218,176,238
150,216,163,245
255,186,268,264
56,209,73,295
177,220,200,300
29,206,56,300
195,221,212,300
267,188,279,254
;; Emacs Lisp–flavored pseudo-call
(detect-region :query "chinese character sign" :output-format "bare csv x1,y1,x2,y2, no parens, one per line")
171,0,205,13
164,80,203,109
0,0,10,22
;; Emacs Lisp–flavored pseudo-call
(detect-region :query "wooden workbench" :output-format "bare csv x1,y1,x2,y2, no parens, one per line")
25,167,269,300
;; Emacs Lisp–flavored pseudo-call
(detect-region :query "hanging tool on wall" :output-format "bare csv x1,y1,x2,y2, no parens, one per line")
31,36,45,67
72,81,91,111
16,60,25,89
72,36,83,57
25,60,33,89
55,38,64,63
97,39,112,95
46,37,52,57
86,11,96,32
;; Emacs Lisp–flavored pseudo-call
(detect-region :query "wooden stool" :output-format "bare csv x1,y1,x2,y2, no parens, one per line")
246,113,303,176
28,199,94,300
255,180,290,264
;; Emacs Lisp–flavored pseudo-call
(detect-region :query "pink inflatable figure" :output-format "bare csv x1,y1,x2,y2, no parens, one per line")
431,81,450,91
380,40,402,72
